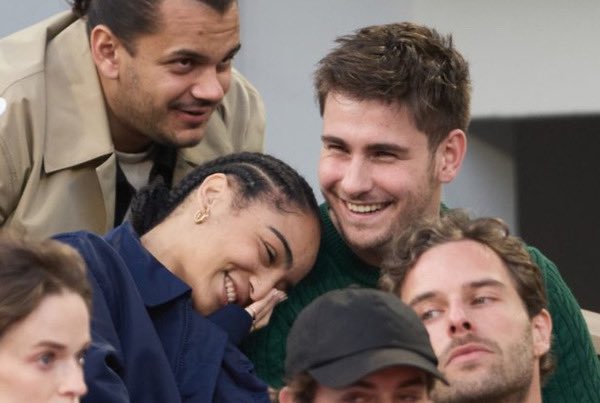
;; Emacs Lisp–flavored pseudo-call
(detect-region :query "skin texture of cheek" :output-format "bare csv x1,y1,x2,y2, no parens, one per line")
431,323,535,403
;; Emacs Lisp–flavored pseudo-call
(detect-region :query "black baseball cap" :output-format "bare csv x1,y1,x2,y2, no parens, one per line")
284,287,447,388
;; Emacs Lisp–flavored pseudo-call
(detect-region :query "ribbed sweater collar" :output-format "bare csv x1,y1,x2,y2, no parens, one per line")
319,203,380,287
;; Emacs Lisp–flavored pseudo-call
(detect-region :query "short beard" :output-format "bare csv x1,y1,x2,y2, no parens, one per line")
335,161,437,266
114,64,210,149
432,328,535,403
340,196,432,264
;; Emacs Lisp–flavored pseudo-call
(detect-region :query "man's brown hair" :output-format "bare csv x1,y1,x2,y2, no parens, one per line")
380,209,554,381
70,0,237,54
314,22,471,151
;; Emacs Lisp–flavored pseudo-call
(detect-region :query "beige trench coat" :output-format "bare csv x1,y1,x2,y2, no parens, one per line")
0,12,265,239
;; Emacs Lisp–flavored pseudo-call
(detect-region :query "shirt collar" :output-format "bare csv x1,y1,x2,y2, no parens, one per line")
106,222,191,307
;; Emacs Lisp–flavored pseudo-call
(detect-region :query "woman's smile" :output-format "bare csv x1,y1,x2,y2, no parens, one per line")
224,272,239,305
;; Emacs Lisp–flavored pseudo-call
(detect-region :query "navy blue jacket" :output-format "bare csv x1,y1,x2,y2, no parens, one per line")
56,223,269,403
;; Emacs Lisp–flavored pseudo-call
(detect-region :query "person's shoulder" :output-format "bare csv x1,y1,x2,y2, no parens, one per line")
523,245,580,309
53,230,110,277
204,67,265,150
230,68,261,98
55,228,137,300
221,67,264,115
53,230,110,257
525,245,556,272
0,11,76,93
53,229,132,270
316,203,345,253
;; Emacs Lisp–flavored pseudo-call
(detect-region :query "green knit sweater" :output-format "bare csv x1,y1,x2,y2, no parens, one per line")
243,204,600,402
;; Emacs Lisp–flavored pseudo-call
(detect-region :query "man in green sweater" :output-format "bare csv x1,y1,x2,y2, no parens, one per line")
243,22,600,402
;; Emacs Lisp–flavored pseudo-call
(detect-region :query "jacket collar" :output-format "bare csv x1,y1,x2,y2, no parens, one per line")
106,223,191,307
44,14,113,173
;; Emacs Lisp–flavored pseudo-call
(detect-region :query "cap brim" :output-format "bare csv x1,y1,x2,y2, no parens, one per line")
308,348,448,388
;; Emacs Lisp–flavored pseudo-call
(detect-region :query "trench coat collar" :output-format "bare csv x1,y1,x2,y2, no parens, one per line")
43,13,113,173
106,223,191,308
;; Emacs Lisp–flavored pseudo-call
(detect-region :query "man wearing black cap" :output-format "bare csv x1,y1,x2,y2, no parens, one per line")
278,288,445,403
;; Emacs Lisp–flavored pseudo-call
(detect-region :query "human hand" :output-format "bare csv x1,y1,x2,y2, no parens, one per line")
245,289,287,331
268,387,280,402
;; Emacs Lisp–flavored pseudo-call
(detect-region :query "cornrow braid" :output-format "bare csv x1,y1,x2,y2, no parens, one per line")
130,152,319,235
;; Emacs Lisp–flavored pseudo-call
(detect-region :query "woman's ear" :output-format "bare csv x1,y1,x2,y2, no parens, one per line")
434,129,467,184
90,25,122,80
193,173,229,209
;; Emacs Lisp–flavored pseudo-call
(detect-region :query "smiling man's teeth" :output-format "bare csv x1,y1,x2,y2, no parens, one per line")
346,202,385,213
224,274,237,303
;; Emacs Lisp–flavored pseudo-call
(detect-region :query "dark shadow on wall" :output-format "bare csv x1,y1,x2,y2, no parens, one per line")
470,115,600,313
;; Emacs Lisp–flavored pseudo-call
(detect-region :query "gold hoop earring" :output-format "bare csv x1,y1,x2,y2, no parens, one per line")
194,207,210,224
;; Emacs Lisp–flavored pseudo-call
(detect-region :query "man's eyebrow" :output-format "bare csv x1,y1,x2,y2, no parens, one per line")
268,226,293,269
366,142,410,155
407,291,438,308
168,49,210,63
321,135,410,155
466,278,506,291
407,279,507,306
350,374,425,389
167,43,241,63
321,135,345,144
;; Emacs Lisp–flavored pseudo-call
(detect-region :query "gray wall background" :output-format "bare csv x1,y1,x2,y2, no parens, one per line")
2,0,599,238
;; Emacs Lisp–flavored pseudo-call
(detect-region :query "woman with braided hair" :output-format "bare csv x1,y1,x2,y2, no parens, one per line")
55,152,321,402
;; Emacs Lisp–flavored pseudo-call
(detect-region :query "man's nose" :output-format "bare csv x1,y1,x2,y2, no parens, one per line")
190,67,227,104
448,304,473,335
339,157,373,197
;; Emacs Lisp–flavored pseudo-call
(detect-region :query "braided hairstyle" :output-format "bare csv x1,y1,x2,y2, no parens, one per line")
131,152,320,235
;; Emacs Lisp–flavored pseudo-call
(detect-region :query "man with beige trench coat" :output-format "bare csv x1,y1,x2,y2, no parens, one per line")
0,0,264,239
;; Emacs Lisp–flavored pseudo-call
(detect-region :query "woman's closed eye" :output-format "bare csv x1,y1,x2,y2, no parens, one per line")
263,241,277,265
